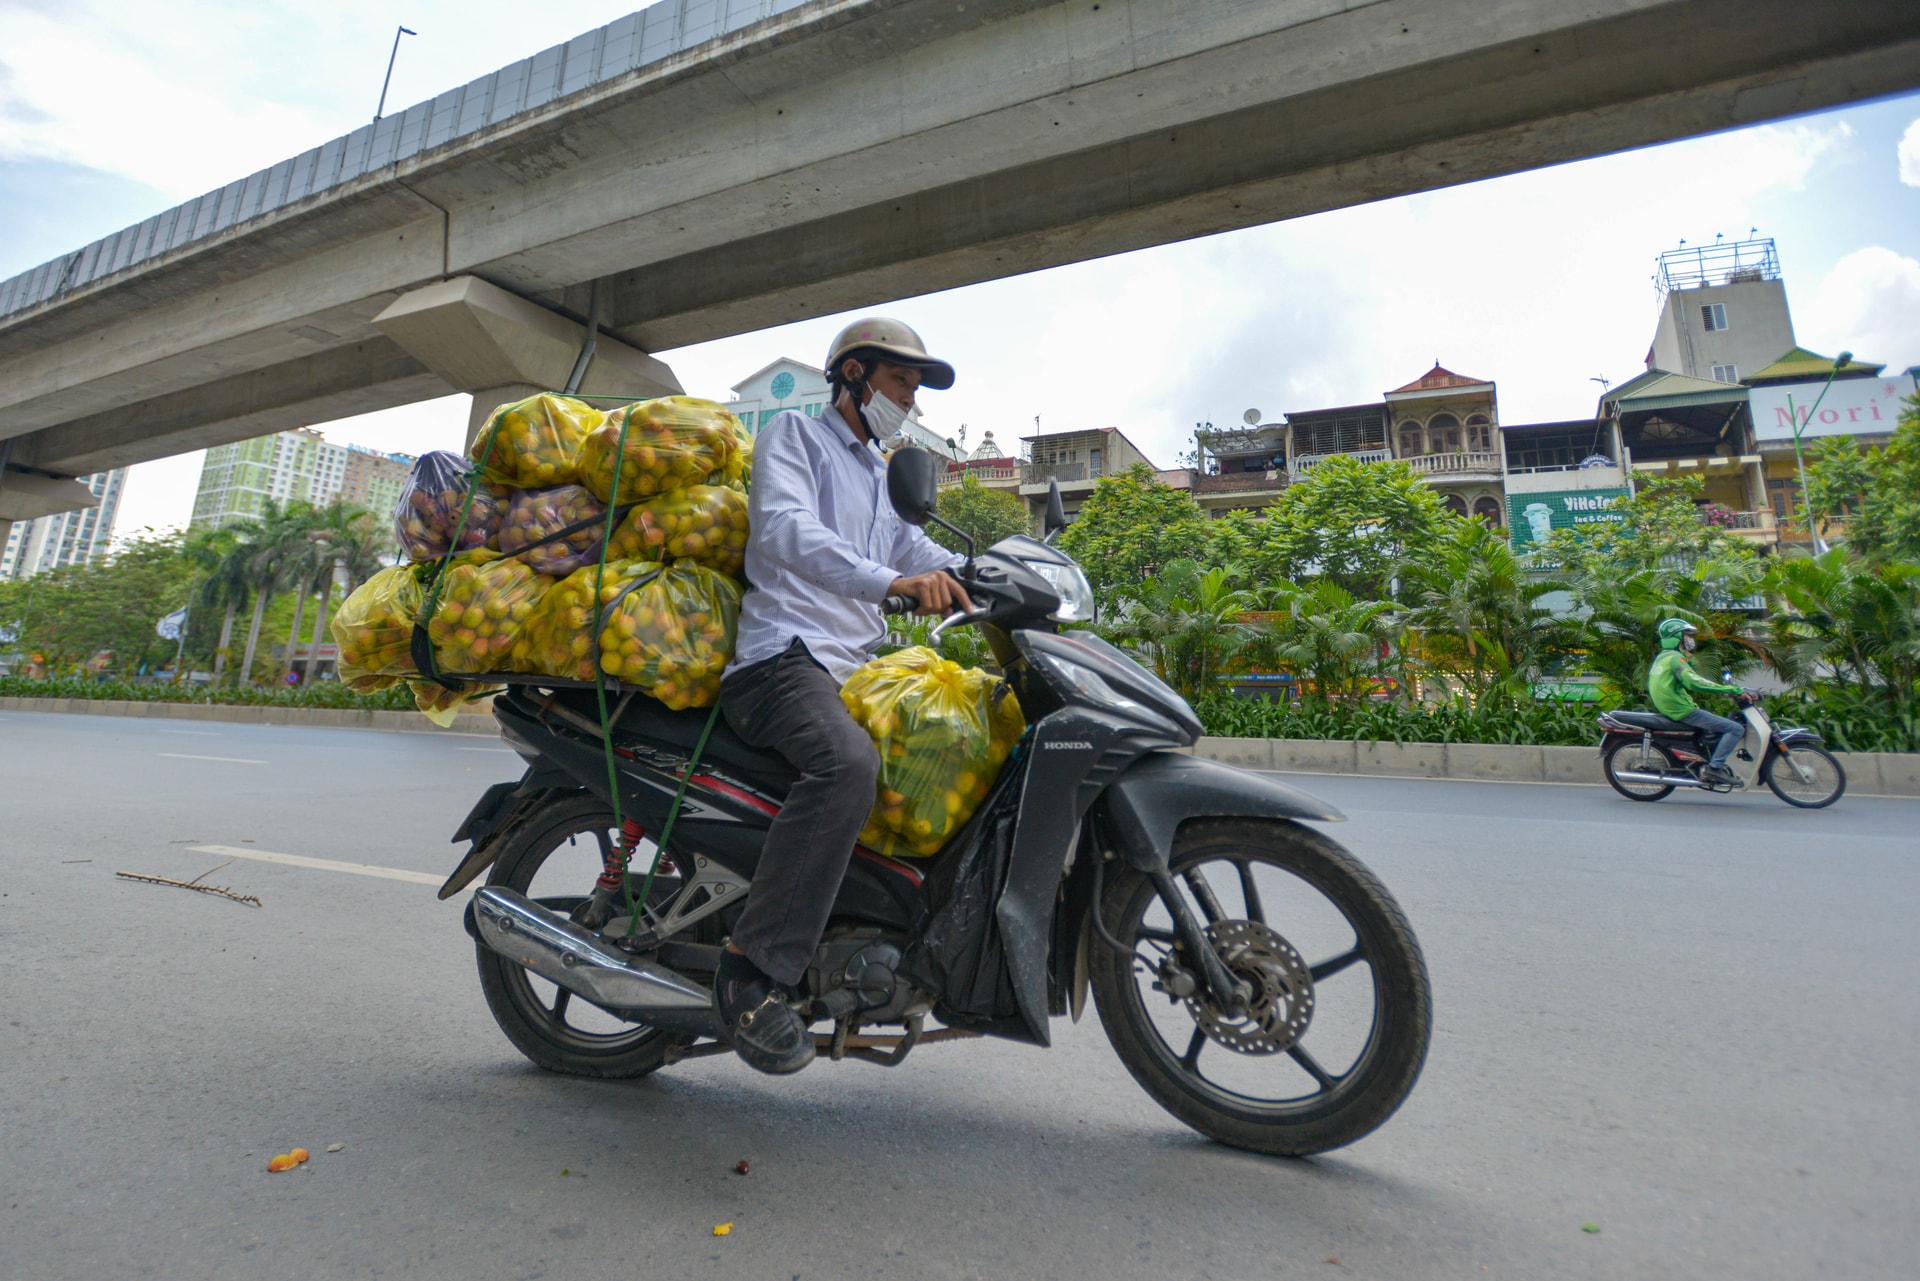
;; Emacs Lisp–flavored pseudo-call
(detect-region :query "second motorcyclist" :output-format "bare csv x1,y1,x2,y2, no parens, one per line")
1648,618,1749,786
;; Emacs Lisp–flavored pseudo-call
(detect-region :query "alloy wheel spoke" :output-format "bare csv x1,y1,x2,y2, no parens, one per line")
1182,1026,1206,1071
1288,1043,1338,1093
550,986,572,1024
1309,945,1366,982
1236,860,1266,925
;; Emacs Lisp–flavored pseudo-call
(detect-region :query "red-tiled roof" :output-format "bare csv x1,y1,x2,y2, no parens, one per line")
1387,364,1490,394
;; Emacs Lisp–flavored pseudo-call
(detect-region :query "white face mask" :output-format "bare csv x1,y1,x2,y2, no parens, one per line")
859,384,912,445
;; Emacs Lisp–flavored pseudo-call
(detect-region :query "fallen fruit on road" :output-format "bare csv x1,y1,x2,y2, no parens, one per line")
267,1154,298,1172
291,1148,310,1164
712,1223,732,1237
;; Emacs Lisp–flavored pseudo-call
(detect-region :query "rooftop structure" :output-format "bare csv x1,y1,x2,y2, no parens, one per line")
1653,237,1781,296
1647,237,1796,384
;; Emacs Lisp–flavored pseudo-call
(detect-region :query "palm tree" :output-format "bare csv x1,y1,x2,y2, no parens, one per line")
1566,556,1761,703
230,500,316,685
182,526,245,680
1103,559,1258,700
1765,549,1919,718
1398,521,1574,702
1251,579,1396,705
298,501,377,683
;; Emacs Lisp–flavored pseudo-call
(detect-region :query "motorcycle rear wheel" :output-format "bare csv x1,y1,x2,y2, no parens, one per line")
475,794,703,1078
1090,819,1430,1157
1763,745,1846,809
1603,739,1677,801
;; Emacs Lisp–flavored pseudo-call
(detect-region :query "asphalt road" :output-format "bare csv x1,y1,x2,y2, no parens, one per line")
2,711,1915,1281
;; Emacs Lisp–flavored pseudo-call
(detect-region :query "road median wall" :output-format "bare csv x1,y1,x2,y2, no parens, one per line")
5,696,1914,795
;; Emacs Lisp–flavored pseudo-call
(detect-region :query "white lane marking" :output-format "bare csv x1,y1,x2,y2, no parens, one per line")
185,844,440,886
159,752,266,764
150,728,222,737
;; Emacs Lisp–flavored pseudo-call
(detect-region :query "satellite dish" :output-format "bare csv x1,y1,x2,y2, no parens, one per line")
1242,408,1261,425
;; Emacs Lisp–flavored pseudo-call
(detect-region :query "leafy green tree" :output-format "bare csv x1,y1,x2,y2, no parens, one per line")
1803,435,1873,526
1216,454,1452,599
1538,475,1760,581
1249,578,1396,705
929,474,1030,555
1397,520,1575,702
0,532,196,675
1057,463,1211,606
1564,557,1762,702
1815,395,1920,563
1102,559,1258,700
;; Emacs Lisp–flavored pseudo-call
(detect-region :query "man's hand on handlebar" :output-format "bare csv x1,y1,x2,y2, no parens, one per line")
887,570,973,619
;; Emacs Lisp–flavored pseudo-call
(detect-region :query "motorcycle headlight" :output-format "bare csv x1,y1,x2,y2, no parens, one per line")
1030,651,1147,715
1022,559,1097,624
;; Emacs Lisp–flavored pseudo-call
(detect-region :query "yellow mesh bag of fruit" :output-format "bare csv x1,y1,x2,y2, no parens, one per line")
607,485,749,578
577,397,739,503
470,393,604,489
423,550,553,675
707,416,754,492
841,647,1024,857
595,564,741,710
510,559,660,682
331,564,427,692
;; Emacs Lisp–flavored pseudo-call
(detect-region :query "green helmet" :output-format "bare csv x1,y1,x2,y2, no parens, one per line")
1657,618,1697,650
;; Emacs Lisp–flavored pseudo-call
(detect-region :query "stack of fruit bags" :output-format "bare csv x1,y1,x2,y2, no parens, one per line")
839,647,1025,858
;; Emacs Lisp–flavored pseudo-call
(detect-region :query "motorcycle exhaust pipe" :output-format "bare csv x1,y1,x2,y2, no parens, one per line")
1612,770,1705,788
471,886,723,1037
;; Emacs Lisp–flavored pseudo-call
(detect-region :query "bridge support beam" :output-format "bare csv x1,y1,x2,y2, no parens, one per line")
372,276,682,447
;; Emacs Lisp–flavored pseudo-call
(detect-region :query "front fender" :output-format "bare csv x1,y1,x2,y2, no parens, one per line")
1095,751,1345,873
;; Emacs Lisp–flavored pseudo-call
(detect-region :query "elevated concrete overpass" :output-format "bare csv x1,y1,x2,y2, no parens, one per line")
2,0,1917,529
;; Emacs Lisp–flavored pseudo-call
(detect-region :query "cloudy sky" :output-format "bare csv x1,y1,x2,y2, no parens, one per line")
3,0,1918,542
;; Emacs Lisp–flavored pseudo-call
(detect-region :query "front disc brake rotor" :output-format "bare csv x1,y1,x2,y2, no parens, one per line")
1183,919,1315,1055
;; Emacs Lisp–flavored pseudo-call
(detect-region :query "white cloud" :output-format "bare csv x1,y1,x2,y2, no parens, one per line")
1901,118,1920,187
1798,246,1920,370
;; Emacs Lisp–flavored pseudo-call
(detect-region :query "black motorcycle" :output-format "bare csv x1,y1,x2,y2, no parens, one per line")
438,448,1431,1156
1597,695,1845,808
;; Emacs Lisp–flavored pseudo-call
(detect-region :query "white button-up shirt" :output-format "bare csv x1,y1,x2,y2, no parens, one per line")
727,404,960,683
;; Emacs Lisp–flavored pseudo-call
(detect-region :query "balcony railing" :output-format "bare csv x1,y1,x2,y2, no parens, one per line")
1402,451,1504,477
938,464,1021,487
1024,462,1095,486
1289,448,1390,480
1703,509,1778,542
1193,470,1284,495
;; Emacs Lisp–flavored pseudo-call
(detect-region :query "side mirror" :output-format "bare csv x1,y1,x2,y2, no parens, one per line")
886,447,940,526
1043,479,1067,541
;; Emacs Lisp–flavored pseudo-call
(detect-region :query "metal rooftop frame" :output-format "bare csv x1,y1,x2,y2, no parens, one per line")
0,0,814,323
1653,237,1781,296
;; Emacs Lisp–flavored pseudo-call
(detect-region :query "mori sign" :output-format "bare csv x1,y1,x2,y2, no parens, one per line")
1748,373,1917,442
1506,488,1628,550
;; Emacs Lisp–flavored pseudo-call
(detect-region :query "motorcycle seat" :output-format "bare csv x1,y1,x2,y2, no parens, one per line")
1608,709,1695,733
613,694,800,795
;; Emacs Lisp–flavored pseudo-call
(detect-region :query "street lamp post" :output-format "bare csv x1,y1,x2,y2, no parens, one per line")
1784,350,1851,555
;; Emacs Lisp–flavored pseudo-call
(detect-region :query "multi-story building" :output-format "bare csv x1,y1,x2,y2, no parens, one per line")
1382,365,1505,523
1499,419,1629,552
1020,426,1165,521
192,430,415,529
1743,347,1917,545
1598,368,1776,546
1,469,128,579
938,430,1024,493
1647,237,1796,385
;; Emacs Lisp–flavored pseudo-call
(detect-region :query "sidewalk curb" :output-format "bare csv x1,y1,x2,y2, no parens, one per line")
1185,735,1919,797
0,695,502,737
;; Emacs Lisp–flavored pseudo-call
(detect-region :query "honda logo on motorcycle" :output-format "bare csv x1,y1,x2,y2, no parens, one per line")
1044,741,1094,749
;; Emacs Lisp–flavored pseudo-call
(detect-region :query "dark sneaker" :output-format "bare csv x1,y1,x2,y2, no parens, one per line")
714,949,815,1075
1700,765,1740,787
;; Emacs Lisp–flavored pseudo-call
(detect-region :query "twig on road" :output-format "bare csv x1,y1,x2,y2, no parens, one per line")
116,864,262,908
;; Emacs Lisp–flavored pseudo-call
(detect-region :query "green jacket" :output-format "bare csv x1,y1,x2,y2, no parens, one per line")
1647,649,1741,720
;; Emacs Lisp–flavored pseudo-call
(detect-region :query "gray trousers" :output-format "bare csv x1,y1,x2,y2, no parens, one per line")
1682,707,1745,769
719,639,880,986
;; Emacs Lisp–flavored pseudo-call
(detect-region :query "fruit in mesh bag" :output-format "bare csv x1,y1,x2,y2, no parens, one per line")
707,417,754,492
331,564,427,692
578,397,739,503
497,484,608,576
841,647,1024,857
409,678,483,728
470,393,603,488
607,485,750,578
393,450,504,562
596,564,742,710
512,559,660,681
424,551,552,675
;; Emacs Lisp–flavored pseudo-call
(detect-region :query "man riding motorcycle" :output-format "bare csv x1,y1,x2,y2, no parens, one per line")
711,316,972,1075
1648,618,1750,786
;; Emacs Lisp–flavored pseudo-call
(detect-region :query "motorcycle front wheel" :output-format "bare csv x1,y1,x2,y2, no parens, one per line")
1603,738,1676,801
475,794,704,1078
1090,819,1430,1157
1763,745,1846,809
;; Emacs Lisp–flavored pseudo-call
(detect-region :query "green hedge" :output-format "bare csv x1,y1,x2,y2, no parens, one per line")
1195,693,1605,746
0,675,416,711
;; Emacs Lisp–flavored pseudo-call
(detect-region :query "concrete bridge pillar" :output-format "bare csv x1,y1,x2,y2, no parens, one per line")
372,276,682,449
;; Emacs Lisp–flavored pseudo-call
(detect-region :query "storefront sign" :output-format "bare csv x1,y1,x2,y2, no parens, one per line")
1506,488,1629,550
1748,373,1917,441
